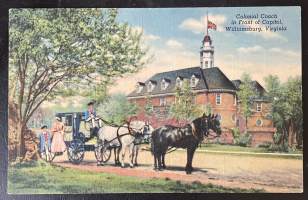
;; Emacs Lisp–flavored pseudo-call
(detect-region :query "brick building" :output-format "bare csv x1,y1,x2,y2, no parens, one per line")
127,33,275,146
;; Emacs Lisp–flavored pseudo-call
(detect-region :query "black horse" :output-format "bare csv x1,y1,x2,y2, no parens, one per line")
151,113,221,174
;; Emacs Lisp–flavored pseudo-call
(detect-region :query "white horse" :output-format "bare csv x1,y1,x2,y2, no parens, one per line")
97,120,154,168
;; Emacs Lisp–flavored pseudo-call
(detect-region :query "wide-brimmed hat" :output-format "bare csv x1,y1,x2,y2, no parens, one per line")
41,125,47,129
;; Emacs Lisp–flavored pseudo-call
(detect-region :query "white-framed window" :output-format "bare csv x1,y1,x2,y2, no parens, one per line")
176,77,182,87
161,79,169,90
192,96,196,104
159,97,166,106
256,103,262,112
216,93,221,105
147,82,155,92
256,119,263,126
161,81,166,90
190,75,199,88
205,61,208,68
136,84,143,93
234,95,237,105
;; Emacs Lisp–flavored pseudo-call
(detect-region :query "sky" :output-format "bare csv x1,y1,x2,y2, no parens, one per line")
109,6,301,95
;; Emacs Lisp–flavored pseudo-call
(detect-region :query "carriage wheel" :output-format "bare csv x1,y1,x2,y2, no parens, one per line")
94,143,111,163
67,139,85,164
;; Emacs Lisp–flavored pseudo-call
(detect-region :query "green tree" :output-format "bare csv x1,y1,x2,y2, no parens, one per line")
144,93,154,117
98,94,138,125
169,79,200,122
264,75,302,149
9,8,147,157
237,73,254,130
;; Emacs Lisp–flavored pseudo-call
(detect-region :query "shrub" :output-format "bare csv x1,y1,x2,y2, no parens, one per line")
237,133,252,147
257,142,272,148
231,128,240,144
267,143,289,153
231,128,252,147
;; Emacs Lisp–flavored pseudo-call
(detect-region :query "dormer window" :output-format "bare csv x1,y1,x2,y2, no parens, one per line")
190,74,199,87
147,80,156,92
136,82,145,93
176,77,183,87
161,78,170,90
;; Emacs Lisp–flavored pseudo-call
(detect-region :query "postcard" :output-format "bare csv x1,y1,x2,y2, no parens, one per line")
7,7,302,194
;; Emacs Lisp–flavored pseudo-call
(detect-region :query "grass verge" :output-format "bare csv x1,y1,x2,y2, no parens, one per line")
8,160,264,194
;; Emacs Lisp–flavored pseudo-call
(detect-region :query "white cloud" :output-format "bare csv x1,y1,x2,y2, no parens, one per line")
237,45,264,53
166,39,183,48
179,13,227,33
237,45,300,59
269,48,300,58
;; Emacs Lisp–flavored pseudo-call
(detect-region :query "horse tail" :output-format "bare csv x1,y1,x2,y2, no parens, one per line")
116,126,123,147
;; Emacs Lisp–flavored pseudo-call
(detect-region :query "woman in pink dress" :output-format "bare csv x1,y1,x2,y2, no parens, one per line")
50,116,66,153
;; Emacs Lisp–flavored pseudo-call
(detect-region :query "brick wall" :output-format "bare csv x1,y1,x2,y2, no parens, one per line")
129,91,275,146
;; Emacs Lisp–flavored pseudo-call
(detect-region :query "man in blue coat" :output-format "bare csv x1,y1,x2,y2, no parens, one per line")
85,101,102,128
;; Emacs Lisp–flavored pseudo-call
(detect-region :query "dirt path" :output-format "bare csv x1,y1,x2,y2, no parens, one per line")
53,148,303,193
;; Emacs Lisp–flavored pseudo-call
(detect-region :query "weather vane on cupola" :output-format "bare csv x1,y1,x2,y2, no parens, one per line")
200,11,217,69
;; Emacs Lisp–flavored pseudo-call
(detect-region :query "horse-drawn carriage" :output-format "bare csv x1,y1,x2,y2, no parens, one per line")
40,112,152,165
40,111,221,174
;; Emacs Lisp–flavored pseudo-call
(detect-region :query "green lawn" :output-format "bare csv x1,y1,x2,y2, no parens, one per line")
8,161,264,193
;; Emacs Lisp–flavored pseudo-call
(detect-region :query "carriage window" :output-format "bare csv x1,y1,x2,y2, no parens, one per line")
216,93,221,105
256,103,262,112
65,115,73,126
159,97,166,106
